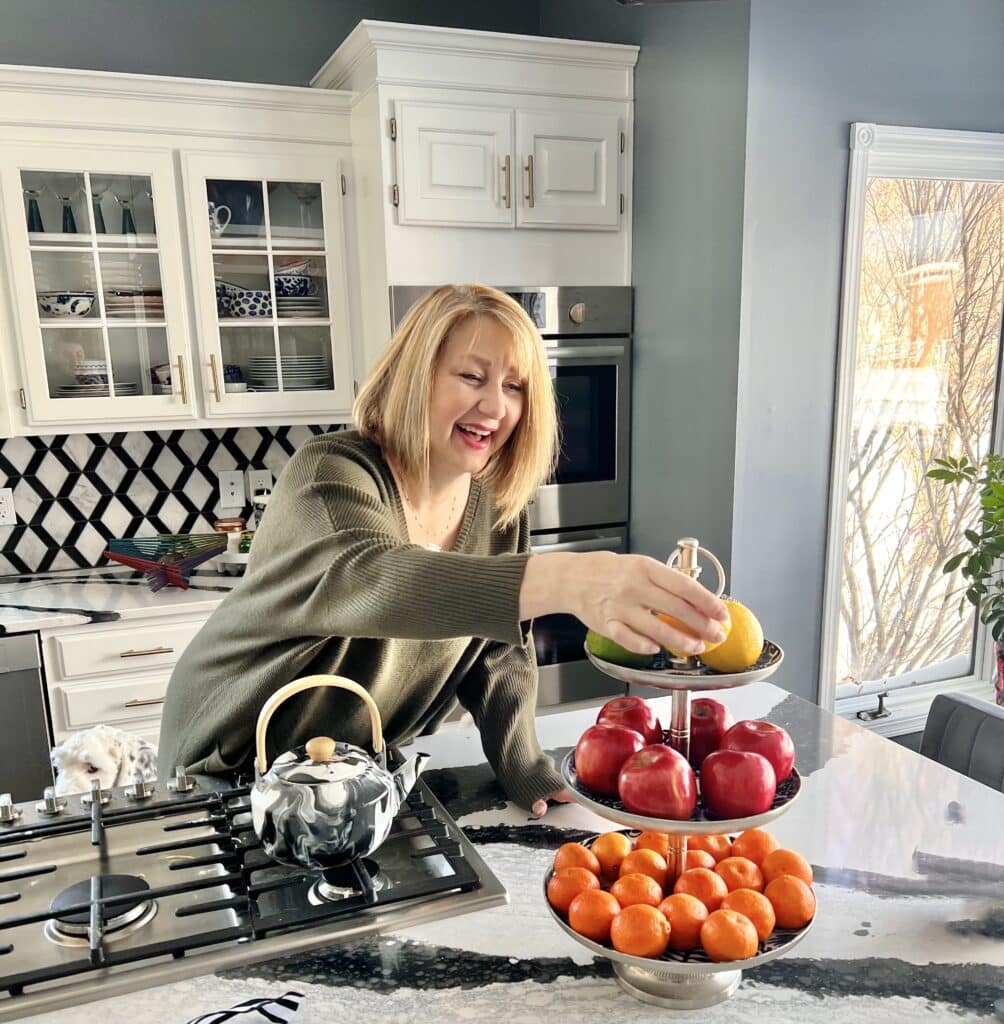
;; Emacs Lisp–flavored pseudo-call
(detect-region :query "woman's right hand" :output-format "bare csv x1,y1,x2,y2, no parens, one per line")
521,550,730,656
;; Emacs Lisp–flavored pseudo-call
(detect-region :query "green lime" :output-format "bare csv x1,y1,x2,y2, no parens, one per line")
585,629,652,668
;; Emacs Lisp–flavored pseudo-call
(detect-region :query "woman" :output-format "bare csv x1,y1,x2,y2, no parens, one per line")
159,285,728,814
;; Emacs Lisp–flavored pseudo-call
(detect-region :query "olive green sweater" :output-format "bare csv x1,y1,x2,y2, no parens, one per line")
158,430,563,809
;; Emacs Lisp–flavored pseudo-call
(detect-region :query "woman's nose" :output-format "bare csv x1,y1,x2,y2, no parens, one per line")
478,383,507,418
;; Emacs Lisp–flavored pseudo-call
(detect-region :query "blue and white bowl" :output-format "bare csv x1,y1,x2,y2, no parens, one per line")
230,289,272,318
274,273,310,297
37,291,95,317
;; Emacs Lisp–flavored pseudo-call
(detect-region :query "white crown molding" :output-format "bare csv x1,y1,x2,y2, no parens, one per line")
312,19,639,97
850,122,1004,177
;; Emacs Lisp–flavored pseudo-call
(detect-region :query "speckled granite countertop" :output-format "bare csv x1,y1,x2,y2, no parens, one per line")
0,566,238,633
20,682,1004,1023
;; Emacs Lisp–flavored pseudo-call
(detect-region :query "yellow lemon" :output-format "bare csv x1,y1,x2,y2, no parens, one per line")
585,629,653,668
698,599,764,673
656,611,731,660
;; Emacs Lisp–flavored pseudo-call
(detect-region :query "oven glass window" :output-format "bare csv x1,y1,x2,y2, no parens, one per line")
551,365,618,484
533,613,587,666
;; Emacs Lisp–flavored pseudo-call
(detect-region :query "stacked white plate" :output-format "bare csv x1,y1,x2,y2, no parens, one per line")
247,355,329,391
276,295,325,318
57,381,139,398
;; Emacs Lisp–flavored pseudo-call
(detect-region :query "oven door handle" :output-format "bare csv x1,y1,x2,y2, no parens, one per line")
546,345,625,360
531,536,624,554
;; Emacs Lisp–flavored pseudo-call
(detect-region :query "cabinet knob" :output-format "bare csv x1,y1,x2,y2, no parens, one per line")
568,302,587,324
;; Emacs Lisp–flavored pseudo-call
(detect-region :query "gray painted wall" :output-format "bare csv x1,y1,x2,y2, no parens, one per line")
733,0,1004,701
0,1,539,85
540,0,750,577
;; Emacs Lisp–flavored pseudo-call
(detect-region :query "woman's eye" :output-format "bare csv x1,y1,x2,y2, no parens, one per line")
460,373,481,383
86,764,99,774
505,382,524,394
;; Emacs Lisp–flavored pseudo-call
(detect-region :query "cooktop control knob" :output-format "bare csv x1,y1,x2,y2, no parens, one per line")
36,786,67,816
125,772,155,800
568,302,587,324
167,765,196,794
81,778,110,805
0,792,21,824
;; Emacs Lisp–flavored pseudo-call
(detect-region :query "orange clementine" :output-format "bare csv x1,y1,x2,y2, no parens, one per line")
636,831,671,858
611,871,664,909
655,611,730,659
761,848,814,886
687,834,732,862
546,866,600,914
619,848,669,891
610,903,671,958
721,888,775,942
568,888,621,943
672,867,729,912
553,842,601,876
700,908,759,962
657,892,709,952
764,875,816,929
684,849,717,871
591,831,633,879
715,856,765,893
730,828,780,866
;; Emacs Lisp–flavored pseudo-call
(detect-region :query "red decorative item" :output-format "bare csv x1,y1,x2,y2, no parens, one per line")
104,534,227,592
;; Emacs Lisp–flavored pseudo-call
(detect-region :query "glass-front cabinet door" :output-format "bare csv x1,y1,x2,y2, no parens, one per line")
0,145,194,425
183,152,354,418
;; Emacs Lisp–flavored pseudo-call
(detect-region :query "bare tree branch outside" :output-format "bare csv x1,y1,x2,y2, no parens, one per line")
837,177,1004,686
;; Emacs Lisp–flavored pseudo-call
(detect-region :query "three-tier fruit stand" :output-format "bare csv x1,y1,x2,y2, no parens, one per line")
544,538,814,1009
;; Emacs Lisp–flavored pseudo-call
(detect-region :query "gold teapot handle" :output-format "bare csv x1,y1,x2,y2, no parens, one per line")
255,674,384,773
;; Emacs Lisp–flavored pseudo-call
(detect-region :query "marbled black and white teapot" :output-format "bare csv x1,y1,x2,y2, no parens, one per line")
250,675,429,869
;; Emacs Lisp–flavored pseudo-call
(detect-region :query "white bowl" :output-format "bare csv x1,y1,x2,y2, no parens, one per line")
37,292,95,317
224,382,248,393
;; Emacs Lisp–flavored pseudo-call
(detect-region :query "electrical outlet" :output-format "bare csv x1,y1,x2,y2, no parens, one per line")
246,468,273,502
0,488,15,526
218,471,244,509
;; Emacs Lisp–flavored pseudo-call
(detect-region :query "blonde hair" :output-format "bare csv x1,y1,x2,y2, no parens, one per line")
354,284,558,528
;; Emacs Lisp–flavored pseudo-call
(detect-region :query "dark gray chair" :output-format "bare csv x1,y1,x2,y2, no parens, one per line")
920,693,1004,792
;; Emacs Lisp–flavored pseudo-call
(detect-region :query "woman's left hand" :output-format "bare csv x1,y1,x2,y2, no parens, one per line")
531,788,574,818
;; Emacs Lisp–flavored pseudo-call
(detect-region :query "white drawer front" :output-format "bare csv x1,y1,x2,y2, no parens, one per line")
54,620,203,680
58,676,168,730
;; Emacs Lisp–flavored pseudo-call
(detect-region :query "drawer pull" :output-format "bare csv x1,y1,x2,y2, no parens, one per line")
119,646,175,658
123,697,166,709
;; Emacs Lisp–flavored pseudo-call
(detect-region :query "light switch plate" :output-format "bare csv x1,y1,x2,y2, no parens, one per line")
218,471,244,509
0,488,14,526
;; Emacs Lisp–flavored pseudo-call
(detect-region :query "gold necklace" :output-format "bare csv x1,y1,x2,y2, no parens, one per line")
398,480,460,551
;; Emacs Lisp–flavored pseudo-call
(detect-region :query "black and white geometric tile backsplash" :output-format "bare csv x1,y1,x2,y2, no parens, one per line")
0,425,344,575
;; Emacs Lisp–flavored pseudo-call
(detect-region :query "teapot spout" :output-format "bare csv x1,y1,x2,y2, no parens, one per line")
392,752,431,804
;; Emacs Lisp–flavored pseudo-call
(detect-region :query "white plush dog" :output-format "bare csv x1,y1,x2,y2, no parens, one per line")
50,725,158,797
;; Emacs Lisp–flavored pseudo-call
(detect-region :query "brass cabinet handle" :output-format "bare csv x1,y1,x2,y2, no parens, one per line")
501,154,511,209
119,646,174,658
174,354,188,405
209,353,222,402
123,697,166,708
524,154,535,209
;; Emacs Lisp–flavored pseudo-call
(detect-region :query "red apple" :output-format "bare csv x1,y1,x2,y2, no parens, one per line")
720,720,795,783
617,744,698,820
574,723,646,796
688,697,734,768
700,749,777,819
596,695,664,745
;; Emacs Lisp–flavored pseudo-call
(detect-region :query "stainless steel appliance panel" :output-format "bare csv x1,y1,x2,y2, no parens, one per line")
0,633,53,801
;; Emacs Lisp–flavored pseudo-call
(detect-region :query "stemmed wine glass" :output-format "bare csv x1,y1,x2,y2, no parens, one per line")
54,187,80,234
287,183,320,231
23,187,45,233
112,186,137,235
90,183,109,234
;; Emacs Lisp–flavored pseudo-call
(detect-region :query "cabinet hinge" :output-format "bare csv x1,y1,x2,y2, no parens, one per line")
620,193,625,215
340,173,347,196
620,131,626,154
353,379,359,398
389,117,397,141
391,184,400,207
18,388,26,410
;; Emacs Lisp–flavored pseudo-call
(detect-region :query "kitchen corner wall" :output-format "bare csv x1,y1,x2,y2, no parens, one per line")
0,424,345,574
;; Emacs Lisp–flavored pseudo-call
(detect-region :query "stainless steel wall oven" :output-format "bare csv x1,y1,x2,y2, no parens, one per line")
389,285,632,707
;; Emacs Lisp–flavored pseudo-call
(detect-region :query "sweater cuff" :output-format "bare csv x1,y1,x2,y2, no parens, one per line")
498,754,564,810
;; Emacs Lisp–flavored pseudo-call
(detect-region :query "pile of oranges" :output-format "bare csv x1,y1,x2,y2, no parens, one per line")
545,827,815,962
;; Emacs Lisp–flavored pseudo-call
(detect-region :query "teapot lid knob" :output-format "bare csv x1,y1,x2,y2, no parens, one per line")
305,736,336,763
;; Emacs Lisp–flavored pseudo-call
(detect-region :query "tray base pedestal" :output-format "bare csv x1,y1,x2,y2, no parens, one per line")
613,962,742,1009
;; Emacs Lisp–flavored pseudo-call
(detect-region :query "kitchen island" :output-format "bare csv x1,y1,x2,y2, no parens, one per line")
22,682,1004,1023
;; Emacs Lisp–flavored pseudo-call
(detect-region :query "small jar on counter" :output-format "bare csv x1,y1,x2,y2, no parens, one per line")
213,517,246,554
238,531,254,554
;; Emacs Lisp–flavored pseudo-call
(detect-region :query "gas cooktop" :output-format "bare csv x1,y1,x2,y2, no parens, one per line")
0,762,506,1021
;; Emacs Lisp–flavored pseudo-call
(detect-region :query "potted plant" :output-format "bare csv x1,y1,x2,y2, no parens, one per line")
927,452,1004,705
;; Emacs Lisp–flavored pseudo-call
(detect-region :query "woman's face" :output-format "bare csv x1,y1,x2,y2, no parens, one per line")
428,316,525,479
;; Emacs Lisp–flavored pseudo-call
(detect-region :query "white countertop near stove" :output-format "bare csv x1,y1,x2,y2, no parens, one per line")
0,567,239,633
18,682,1004,1024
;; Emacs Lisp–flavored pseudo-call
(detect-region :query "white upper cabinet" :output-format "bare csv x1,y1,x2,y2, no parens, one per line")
0,143,195,427
182,151,355,419
515,109,621,230
395,102,514,227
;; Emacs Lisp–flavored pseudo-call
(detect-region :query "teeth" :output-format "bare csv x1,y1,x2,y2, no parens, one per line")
459,425,489,438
